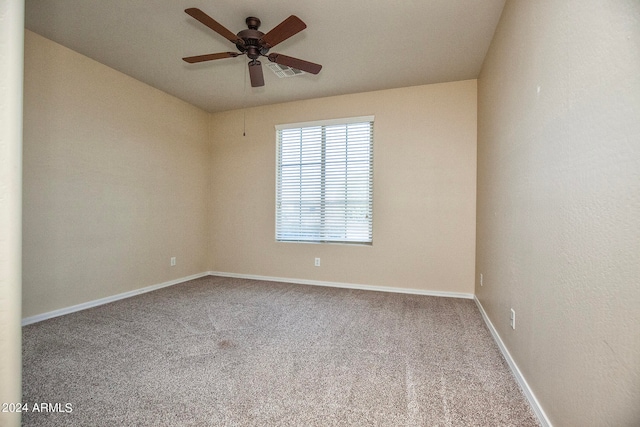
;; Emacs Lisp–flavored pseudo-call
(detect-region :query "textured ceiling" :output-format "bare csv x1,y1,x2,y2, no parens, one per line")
25,0,506,113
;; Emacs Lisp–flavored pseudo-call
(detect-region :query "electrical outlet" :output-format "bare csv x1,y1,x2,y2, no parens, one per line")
480,273,483,286
510,308,516,329
170,257,176,267
314,257,320,267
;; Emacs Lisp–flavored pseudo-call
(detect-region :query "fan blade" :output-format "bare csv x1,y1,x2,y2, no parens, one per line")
182,52,240,63
260,15,306,48
185,8,243,46
268,53,322,75
248,60,265,87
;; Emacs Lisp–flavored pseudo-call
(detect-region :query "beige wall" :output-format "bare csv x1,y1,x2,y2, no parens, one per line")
22,31,477,316
209,80,477,294
476,1,640,425
22,31,211,318
1,2,23,426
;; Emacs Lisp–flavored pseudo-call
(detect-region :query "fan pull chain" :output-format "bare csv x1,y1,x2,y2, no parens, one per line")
243,62,247,137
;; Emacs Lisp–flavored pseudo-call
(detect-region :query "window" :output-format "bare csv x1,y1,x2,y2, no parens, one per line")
276,116,374,244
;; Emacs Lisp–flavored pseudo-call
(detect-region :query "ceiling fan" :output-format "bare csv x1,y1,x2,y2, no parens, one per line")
182,8,322,87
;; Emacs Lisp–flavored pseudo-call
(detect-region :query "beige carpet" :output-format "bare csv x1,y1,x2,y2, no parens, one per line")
22,275,539,426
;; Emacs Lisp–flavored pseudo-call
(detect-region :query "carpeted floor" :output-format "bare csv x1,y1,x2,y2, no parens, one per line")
22,275,540,426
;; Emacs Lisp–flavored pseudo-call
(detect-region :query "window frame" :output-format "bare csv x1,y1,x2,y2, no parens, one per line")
275,116,374,245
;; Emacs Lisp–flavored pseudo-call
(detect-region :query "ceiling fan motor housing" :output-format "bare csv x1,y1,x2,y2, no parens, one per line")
237,17,269,59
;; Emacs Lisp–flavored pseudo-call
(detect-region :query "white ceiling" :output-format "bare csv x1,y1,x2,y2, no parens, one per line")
25,0,506,113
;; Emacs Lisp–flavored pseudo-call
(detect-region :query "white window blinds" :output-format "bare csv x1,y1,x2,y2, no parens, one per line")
276,117,374,244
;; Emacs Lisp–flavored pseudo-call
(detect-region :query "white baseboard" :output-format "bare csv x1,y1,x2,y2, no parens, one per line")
208,271,475,299
22,271,471,326
474,296,552,427
21,272,210,326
